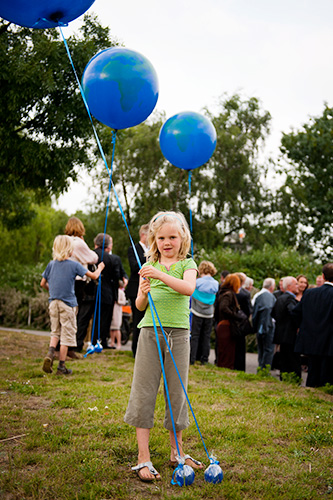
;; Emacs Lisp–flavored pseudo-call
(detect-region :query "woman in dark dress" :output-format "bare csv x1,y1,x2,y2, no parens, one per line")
216,274,243,370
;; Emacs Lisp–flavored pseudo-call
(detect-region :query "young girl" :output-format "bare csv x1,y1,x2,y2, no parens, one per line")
41,235,104,375
124,211,203,482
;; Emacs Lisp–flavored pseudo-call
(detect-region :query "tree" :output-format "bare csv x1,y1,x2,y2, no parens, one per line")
278,104,333,258
0,14,118,227
93,94,273,251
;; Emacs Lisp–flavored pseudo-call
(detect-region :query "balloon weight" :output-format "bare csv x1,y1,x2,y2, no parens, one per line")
82,47,159,130
159,111,217,170
204,463,224,484
173,465,195,487
0,0,95,28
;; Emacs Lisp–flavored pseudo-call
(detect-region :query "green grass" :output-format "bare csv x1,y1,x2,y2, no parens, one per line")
0,330,332,500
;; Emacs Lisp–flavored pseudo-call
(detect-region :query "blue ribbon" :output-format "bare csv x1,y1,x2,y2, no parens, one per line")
59,27,211,465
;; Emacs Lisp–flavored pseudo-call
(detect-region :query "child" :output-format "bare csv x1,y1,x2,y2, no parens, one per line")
190,260,219,365
124,211,203,482
109,280,127,349
41,235,104,376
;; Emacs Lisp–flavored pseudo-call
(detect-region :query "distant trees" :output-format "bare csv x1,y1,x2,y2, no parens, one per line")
95,94,273,251
0,14,117,228
276,105,333,258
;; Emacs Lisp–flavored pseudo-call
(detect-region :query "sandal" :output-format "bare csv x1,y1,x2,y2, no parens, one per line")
132,461,161,482
169,454,204,470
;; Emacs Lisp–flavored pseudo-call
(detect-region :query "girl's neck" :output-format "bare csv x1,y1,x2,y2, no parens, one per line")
159,256,180,269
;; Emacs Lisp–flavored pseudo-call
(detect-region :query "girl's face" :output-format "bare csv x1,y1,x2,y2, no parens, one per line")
156,223,181,260
297,277,308,293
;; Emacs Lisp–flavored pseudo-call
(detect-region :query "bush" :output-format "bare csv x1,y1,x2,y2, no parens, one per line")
194,244,322,287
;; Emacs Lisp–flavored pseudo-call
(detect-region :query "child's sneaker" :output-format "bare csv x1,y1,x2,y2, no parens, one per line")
42,356,54,373
56,365,73,376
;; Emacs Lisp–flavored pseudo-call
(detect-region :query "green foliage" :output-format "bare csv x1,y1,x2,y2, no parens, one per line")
0,15,118,227
93,95,273,251
196,244,321,287
278,104,333,258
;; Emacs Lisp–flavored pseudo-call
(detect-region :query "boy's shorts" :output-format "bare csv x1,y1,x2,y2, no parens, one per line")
49,300,77,347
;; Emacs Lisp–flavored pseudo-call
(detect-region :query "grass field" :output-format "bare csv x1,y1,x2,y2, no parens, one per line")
0,330,332,500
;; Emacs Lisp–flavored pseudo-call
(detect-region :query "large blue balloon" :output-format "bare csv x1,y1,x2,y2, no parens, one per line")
81,47,159,130
0,0,95,29
159,111,217,170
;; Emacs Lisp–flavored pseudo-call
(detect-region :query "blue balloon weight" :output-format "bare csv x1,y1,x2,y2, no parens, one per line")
172,465,195,487
82,47,159,130
159,111,217,170
0,0,95,29
204,463,224,484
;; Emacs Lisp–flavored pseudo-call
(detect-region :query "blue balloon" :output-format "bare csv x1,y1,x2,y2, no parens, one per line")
159,111,217,170
172,465,195,487
204,463,224,484
82,47,159,130
0,0,95,29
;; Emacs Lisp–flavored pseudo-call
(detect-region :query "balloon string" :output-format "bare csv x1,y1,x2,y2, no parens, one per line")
60,28,210,460
58,26,111,177
188,170,194,259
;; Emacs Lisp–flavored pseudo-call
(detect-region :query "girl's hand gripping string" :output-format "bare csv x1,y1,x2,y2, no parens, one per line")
136,275,151,311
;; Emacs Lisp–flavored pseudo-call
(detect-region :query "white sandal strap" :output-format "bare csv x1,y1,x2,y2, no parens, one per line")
183,454,202,466
131,461,159,475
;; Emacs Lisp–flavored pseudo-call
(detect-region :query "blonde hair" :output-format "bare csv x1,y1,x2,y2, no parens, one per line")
52,235,74,261
146,211,191,262
198,260,217,276
65,217,85,237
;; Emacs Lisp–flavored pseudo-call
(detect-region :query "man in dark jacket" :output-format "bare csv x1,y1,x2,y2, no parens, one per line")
252,278,276,369
93,233,122,349
292,263,333,387
272,276,301,379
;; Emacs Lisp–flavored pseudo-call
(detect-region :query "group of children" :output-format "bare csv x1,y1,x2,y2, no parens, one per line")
41,210,218,482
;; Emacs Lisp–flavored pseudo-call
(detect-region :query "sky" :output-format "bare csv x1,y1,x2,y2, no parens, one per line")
55,0,333,213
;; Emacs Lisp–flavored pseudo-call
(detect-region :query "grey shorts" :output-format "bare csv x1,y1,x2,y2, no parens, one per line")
49,300,77,347
124,327,190,431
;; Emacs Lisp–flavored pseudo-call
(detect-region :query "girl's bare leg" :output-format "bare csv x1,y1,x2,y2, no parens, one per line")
135,427,161,480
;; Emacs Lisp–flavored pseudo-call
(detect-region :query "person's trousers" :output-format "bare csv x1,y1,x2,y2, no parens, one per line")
306,355,333,387
92,302,114,348
279,343,301,379
190,315,213,364
124,327,190,431
129,297,145,357
257,329,275,369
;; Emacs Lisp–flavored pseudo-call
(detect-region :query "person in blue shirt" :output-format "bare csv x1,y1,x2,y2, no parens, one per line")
41,235,104,375
190,260,219,365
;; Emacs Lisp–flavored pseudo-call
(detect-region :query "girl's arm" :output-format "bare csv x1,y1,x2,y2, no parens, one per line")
40,277,49,291
139,266,196,296
136,276,151,311
85,262,105,280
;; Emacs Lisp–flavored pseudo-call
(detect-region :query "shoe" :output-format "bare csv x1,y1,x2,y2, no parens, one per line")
56,366,73,376
42,356,53,374
131,461,161,482
67,351,83,360
169,455,204,469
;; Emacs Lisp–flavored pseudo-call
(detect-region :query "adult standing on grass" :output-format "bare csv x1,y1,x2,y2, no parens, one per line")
126,224,149,357
252,278,276,370
190,260,219,365
64,217,99,354
41,236,104,376
215,273,242,369
271,276,301,380
292,263,333,387
124,211,203,483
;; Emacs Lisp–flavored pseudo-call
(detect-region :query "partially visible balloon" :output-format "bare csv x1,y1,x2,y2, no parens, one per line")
82,47,159,130
159,111,217,170
0,0,95,29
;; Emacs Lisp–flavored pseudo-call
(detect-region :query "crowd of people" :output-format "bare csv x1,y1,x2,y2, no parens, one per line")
39,211,333,482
